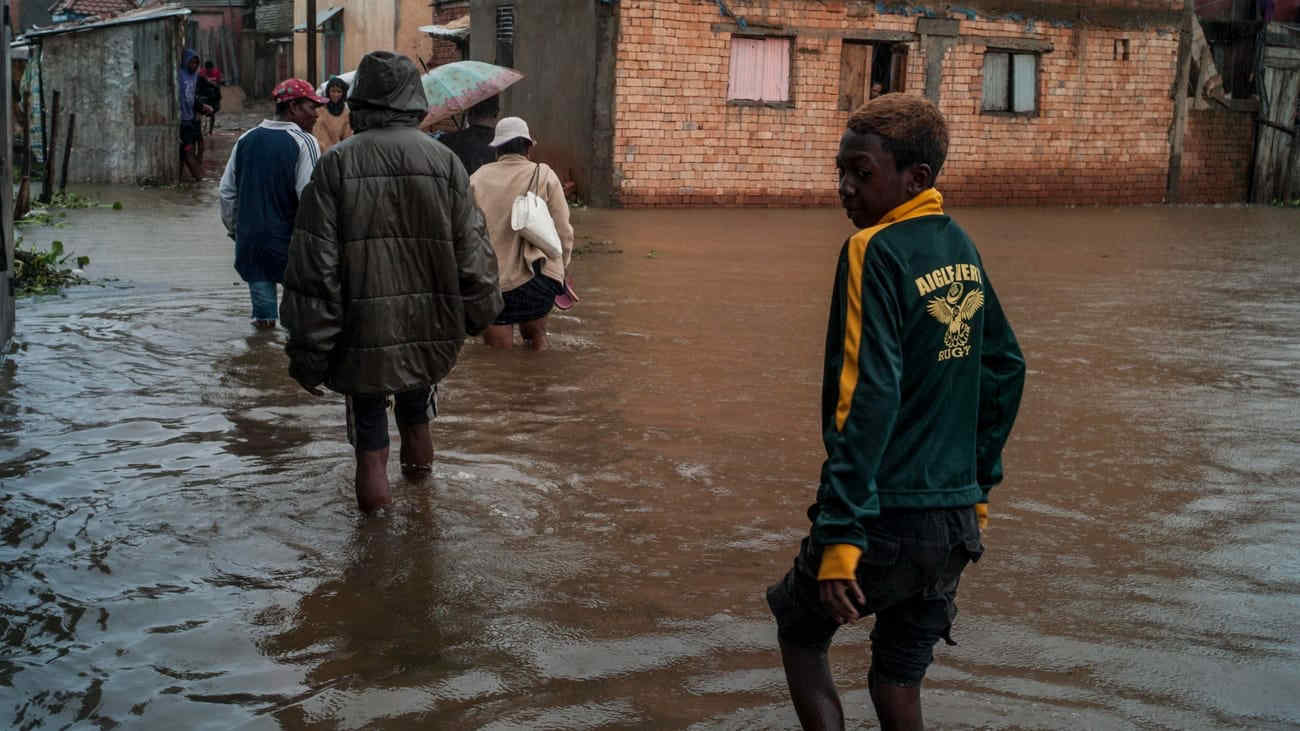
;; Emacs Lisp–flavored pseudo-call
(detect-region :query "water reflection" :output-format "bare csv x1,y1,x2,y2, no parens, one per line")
1,202,1297,728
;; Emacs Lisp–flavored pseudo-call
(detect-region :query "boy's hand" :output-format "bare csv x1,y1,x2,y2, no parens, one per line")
975,503,989,532
819,579,866,625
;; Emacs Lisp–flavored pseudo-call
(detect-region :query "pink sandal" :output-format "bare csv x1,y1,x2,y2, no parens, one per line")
554,277,580,311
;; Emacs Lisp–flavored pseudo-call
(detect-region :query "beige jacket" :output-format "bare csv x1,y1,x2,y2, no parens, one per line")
469,154,573,293
312,107,352,153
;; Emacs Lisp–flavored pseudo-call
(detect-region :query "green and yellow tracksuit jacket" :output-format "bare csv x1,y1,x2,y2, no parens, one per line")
812,189,1026,580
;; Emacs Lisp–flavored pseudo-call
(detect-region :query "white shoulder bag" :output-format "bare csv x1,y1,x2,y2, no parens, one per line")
510,164,563,259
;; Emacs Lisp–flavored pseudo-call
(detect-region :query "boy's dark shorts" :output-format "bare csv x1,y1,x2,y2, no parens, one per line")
766,506,983,687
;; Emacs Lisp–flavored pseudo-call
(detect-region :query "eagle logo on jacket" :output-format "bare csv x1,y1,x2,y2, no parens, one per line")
927,282,983,348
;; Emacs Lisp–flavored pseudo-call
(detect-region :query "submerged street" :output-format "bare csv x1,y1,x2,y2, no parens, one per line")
2,165,1298,728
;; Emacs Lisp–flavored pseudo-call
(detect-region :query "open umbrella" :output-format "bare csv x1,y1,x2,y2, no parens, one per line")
421,61,523,125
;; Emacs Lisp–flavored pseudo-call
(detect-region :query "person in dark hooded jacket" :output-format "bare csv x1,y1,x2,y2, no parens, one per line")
282,51,503,514
178,49,212,181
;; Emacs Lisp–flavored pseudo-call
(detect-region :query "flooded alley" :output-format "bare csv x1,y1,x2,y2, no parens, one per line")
2,184,1298,728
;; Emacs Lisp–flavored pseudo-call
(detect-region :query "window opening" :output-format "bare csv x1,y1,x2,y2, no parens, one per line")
982,50,1037,114
839,41,907,111
495,4,514,68
727,35,793,104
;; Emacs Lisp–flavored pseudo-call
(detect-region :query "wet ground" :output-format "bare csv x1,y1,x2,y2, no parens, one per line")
3,123,1299,728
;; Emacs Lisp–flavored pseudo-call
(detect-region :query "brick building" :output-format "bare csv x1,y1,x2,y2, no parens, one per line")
472,0,1257,207
426,0,469,68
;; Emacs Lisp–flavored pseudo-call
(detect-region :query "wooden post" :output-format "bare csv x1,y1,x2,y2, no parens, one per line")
1284,128,1300,203
306,0,317,86
20,91,31,176
59,113,75,193
15,91,31,221
1,0,13,351
39,90,58,204
1166,0,1195,203
37,40,46,180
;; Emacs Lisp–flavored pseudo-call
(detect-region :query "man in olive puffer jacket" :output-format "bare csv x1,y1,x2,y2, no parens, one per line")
282,51,503,513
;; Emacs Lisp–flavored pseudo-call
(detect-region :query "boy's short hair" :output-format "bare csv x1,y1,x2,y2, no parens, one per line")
847,93,949,182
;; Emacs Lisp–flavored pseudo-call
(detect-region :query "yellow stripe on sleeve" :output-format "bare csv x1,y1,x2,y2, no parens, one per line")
817,544,863,581
834,230,872,431
832,188,946,432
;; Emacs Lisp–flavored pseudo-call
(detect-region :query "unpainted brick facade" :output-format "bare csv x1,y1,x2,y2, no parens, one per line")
1179,106,1256,203
612,0,1254,206
429,2,469,69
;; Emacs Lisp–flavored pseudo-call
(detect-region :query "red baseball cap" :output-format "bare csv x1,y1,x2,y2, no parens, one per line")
272,78,327,105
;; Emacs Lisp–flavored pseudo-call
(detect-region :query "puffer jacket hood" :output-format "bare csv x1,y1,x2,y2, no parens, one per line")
349,51,428,114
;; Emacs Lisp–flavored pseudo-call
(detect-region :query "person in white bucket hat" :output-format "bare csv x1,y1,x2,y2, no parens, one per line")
489,115,533,147
468,117,575,350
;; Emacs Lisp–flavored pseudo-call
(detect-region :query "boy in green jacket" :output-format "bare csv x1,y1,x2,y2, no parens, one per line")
767,94,1025,730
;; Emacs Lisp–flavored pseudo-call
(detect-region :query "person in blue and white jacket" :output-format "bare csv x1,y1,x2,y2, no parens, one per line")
219,78,325,329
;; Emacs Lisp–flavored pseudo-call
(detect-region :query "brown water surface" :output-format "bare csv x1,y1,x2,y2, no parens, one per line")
3,183,1298,729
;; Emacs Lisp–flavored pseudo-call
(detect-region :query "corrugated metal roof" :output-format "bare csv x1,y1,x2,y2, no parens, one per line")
292,5,341,32
419,14,469,39
27,3,190,38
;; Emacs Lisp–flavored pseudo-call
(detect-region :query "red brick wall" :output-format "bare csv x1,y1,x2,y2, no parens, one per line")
429,5,468,69
1180,105,1255,203
613,0,1247,207
937,22,1178,205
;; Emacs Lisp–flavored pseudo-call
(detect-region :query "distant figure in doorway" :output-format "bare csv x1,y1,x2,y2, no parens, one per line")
870,81,884,99
469,116,574,351
196,68,222,142
312,76,353,154
219,78,324,329
438,95,499,176
178,49,213,181
200,60,223,86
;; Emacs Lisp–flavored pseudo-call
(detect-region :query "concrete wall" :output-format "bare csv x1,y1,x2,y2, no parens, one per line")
610,0,1251,206
470,0,601,198
293,0,432,81
38,18,182,185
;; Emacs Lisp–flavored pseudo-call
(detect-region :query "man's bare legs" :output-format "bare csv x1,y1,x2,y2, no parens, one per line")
183,149,203,181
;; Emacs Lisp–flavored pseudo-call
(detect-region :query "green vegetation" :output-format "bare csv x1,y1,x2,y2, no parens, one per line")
15,209,66,228
12,239,90,297
47,191,106,209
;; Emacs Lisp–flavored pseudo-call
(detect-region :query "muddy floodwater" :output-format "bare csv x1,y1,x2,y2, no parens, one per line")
2,179,1298,729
